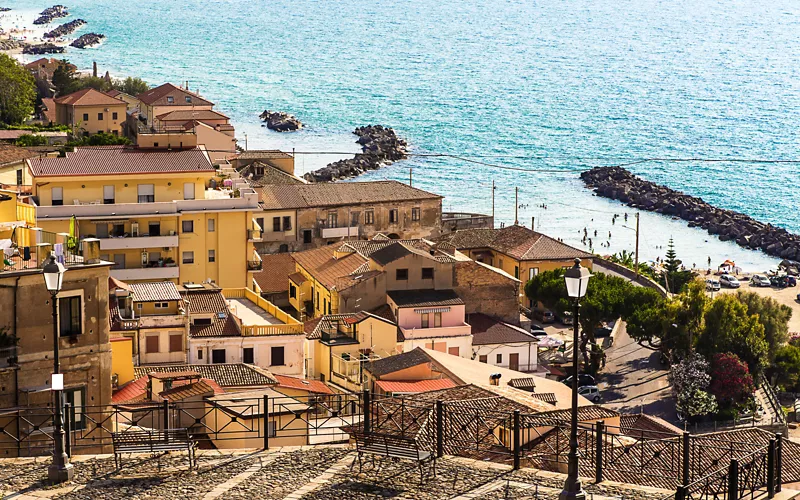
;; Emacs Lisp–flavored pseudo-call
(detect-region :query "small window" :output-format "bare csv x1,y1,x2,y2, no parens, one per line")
154,302,169,309
64,387,86,430
448,346,459,356
422,268,434,280
289,284,297,299
514,266,519,279
389,209,398,223
412,207,420,221
137,184,155,203
479,355,488,363
167,96,174,103
153,142,159,148
208,219,215,232
82,113,88,121
148,222,161,236
183,182,195,200
529,267,539,280
303,230,312,244
97,112,104,121
272,217,281,232
499,258,504,268
103,185,115,204
15,169,22,186
182,220,194,233
169,334,182,352
396,269,408,280
364,210,374,225
208,249,215,263
421,313,430,328
193,318,212,326
434,312,442,328
112,112,118,120
197,349,203,360
146,336,159,354
327,212,338,228
271,346,285,366
59,296,81,336
51,186,63,206
211,349,226,364
182,251,194,264
496,353,503,363
185,96,192,103
243,347,254,364
282,216,292,231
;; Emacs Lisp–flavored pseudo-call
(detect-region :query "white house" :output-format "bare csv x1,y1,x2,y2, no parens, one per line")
467,313,538,372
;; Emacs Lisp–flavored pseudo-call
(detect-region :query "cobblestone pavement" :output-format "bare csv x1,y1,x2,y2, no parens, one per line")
0,446,676,500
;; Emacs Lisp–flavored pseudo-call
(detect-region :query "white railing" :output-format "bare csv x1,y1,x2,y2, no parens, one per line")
98,235,179,250
110,267,180,281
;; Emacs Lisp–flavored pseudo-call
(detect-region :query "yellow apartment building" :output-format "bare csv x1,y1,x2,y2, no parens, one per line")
54,88,128,136
0,145,39,189
30,146,263,288
137,83,214,126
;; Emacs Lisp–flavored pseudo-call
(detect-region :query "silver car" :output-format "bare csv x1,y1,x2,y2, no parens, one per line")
719,274,740,288
750,275,770,287
705,279,720,291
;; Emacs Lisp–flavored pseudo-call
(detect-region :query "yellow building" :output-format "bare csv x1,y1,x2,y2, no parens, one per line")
136,83,214,127
438,225,593,307
30,146,262,288
0,145,39,189
54,88,127,136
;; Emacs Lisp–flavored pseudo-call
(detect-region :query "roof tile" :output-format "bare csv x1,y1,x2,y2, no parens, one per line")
54,87,127,107
129,281,182,302
260,181,441,210
135,363,277,387
29,146,214,177
439,225,592,261
273,374,334,395
137,83,213,107
468,313,538,345
253,253,294,293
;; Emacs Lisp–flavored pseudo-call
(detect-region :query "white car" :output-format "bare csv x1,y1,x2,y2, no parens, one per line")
705,279,720,291
719,274,740,288
578,385,602,402
750,275,770,287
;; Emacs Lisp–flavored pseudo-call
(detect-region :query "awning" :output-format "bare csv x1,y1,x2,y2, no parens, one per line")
413,307,451,314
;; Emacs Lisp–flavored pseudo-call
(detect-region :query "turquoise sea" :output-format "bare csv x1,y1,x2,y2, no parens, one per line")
4,0,800,271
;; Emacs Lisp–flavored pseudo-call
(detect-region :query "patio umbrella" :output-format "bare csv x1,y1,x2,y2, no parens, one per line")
68,215,79,251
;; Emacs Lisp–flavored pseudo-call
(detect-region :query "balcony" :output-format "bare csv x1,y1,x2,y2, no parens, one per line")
399,323,472,340
139,314,188,329
111,266,180,281
247,253,262,271
321,226,359,239
0,346,17,368
442,212,494,233
320,330,359,346
247,229,262,241
99,234,179,250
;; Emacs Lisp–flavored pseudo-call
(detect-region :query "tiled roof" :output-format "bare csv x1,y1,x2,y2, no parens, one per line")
111,376,149,404
292,246,368,290
137,83,213,107
619,413,683,438
28,146,214,177
369,242,412,265
273,374,334,395
253,253,294,293
468,313,538,345
288,272,308,286
191,315,240,338
159,380,220,401
529,392,557,405
521,405,619,426
236,150,293,160
149,371,201,380
370,304,397,324
54,87,127,107
365,348,434,377
181,288,226,314
129,281,182,302
338,239,457,264
135,363,277,387
374,379,455,394
242,162,303,187
0,144,38,167
387,289,464,308
41,98,56,123
260,181,441,210
439,225,592,261
156,109,229,122
508,377,538,390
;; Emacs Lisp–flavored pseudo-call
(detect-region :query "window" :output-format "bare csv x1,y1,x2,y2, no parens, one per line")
272,217,281,232
59,296,81,336
496,353,503,363
479,355,488,363
448,347,460,356
389,209,398,223
113,254,125,269
154,302,169,309
323,298,327,314
103,185,114,204
97,112,104,121
15,169,22,186
112,112,118,120
421,313,430,328
271,346,285,366
95,223,109,238
499,258,504,268
412,207,420,221
327,212,338,228
289,284,297,299
364,210,374,225
112,223,125,237
208,219,215,232
82,113,88,121
243,347,254,364
279,244,288,253
167,96,174,103
282,216,292,231
64,387,85,430
148,222,161,236
208,249,215,263
137,184,155,203
182,251,194,264
396,269,408,280
434,312,442,328
185,96,192,103
193,318,212,326
211,349,226,364
422,268,434,280
303,230,312,244
183,182,195,200
529,267,539,280
51,187,63,206
351,211,360,226
514,266,519,279
197,349,203,360
182,220,194,233
146,336,159,353
169,334,182,352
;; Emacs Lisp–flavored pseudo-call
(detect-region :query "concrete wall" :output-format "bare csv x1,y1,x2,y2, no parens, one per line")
379,253,453,291
57,102,127,135
187,335,304,377
473,341,537,372
452,260,520,325
110,337,135,386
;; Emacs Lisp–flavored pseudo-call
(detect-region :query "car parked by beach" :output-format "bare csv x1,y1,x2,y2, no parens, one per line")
719,274,740,288
578,385,602,402
555,310,573,325
750,275,771,287
706,279,721,291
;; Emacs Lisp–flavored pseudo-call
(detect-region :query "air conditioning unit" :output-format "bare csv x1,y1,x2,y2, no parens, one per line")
131,222,139,237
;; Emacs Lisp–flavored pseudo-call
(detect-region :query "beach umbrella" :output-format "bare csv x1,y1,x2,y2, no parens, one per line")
68,215,79,251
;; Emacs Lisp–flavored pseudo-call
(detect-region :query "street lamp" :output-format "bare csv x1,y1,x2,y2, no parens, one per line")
43,256,74,483
560,258,591,500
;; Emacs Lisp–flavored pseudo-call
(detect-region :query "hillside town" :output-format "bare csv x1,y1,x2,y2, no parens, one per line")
1,57,800,499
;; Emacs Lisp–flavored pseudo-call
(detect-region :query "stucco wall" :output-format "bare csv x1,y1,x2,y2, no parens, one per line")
452,260,520,325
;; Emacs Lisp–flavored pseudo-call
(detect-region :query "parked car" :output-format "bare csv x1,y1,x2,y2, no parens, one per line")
532,308,555,324
578,385,602,402
750,275,771,287
770,275,789,288
787,276,797,287
595,326,613,338
705,279,721,291
563,374,596,387
796,293,800,303
529,326,547,337
555,310,573,325
719,274,740,288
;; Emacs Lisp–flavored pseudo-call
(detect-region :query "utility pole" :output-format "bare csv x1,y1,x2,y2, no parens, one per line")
514,187,519,225
491,180,495,221
531,216,535,230
634,213,640,279
409,168,412,187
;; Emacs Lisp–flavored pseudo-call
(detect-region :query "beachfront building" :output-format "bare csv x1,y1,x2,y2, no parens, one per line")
438,224,593,307
231,150,298,186
257,181,443,254
30,146,263,289
24,57,77,81
104,89,140,111
54,88,128,136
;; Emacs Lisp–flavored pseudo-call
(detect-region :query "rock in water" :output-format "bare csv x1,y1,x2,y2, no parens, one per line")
304,125,408,183
33,5,68,24
70,33,105,49
259,110,302,132
43,19,86,39
23,43,65,54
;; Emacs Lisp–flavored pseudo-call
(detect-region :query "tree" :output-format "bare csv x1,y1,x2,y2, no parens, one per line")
0,54,36,125
735,291,792,361
15,134,48,147
663,238,680,273
52,61,78,95
64,132,131,149
669,352,718,418
709,353,755,408
112,77,150,96
660,237,695,293
772,344,800,391
700,294,769,377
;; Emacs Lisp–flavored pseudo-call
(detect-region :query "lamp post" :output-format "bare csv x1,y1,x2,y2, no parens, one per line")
43,256,74,483
560,258,591,500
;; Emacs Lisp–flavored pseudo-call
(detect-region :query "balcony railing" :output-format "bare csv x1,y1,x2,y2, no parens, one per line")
399,323,472,340
110,266,180,281
98,234,179,250
139,314,188,329
321,225,359,239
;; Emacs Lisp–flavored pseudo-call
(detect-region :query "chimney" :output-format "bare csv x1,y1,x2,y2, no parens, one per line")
82,238,101,264
489,373,502,386
92,61,97,78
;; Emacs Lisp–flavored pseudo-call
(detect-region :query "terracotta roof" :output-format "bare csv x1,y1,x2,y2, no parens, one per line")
439,225,592,261
149,371,201,380
619,413,683,438
375,379,455,394
191,315,239,338
253,253,294,293
370,304,397,324
304,312,395,340
104,89,122,98
365,348,435,377
135,363,277,387
236,150,293,160
181,288,226,314
387,289,464,308
241,162,303,186
273,374,334,395
160,380,218,401
288,272,308,286
303,317,323,337
137,83,213,107
28,146,214,177
156,109,229,122
41,98,56,123
369,242,413,265
129,281,182,302
0,144,38,167
292,246,369,290
529,392,557,405
111,376,149,404
260,181,441,210
521,405,619,426
508,377,538,390
54,87,127,107
337,239,458,264
468,313,539,345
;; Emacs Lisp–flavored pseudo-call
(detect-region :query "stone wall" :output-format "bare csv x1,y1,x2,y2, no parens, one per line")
452,260,520,326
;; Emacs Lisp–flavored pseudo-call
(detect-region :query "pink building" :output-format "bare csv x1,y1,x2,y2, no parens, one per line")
387,289,472,358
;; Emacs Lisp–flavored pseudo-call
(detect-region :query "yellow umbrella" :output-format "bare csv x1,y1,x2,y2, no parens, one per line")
68,215,79,251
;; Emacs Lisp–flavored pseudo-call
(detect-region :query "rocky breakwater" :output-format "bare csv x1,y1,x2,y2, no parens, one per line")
70,33,105,49
259,110,302,132
23,43,65,54
581,166,800,260
44,19,86,39
304,125,408,182
33,5,68,25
